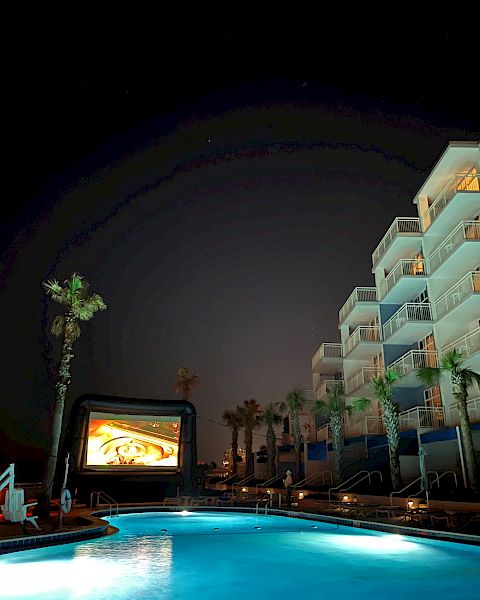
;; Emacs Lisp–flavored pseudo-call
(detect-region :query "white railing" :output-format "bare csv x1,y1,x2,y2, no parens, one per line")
364,416,385,435
317,379,344,399
379,258,428,299
345,367,383,395
434,271,480,320
445,396,480,426
441,327,480,358
339,287,378,323
428,221,480,273
316,423,332,441
343,326,380,357
372,217,422,267
383,303,433,340
388,349,438,377
424,171,480,226
398,406,445,431
311,343,343,368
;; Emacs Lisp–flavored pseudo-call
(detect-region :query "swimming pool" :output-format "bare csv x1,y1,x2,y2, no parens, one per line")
1,511,479,599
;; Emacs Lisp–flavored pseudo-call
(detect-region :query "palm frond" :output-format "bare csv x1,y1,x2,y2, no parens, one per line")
50,315,65,337
462,369,480,388
70,322,81,342
440,349,464,371
351,397,371,413
87,293,107,311
312,399,329,416
416,366,441,386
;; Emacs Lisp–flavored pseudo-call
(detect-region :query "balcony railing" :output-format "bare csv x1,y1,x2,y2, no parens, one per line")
372,217,422,268
339,287,378,323
379,258,428,300
316,379,344,399
445,396,480,426
345,367,383,395
383,303,433,340
423,171,480,227
316,423,332,442
388,349,438,377
343,326,381,357
398,406,446,431
434,271,480,320
312,343,343,369
428,220,480,273
364,416,385,435
441,327,480,358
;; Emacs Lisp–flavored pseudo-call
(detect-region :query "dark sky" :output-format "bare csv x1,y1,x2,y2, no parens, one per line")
1,14,479,468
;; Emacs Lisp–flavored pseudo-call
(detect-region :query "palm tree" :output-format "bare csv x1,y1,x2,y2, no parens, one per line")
175,367,199,401
313,384,349,485
222,407,244,475
280,387,307,477
43,273,107,502
262,403,283,480
238,399,262,477
352,369,402,490
417,349,480,494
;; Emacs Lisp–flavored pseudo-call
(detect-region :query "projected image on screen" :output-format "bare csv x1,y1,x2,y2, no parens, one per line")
86,412,181,467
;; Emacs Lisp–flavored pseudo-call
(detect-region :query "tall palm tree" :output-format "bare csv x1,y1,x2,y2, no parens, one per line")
238,399,262,477
417,349,480,494
352,369,402,490
175,367,199,400
262,403,283,480
222,407,244,475
280,387,307,477
313,384,349,485
43,273,107,502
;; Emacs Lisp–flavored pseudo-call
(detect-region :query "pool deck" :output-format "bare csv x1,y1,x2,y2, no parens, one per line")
1,500,479,554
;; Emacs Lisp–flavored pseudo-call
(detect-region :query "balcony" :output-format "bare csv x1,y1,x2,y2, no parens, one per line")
422,171,480,233
344,406,379,437
388,350,438,387
428,220,480,276
378,258,428,303
398,406,446,431
372,217,422,270
441,327,480,360
434,271,480,323
445,396,480,426
343,326,381,359
312,343,343,374
316,423,332,442
345,367,383,396
364,416,385,435
382,303,433,343
316,379,344,400
339,287,378,325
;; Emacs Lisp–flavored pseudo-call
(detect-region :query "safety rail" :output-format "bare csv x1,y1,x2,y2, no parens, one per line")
445,396,480,426
389,472,440,506
372,217,422,268
232,474,255,496
423,171,480,228
345,367,383,395
255,473,285,495
434,471,458,489
428,220,480,273
328,470,382,503
339,287,378,323
383,303,433,340
293,471,333,489
398,406,445,431
90,490,119,517
215,472,240,490
316,423,332,442
441,327,480,359
434,271,480,320
316,379,344,400
388,349,438,378
379,257,427,300
343,325,380,357
312,343,343,370
255,494,272,515
0,464,15,496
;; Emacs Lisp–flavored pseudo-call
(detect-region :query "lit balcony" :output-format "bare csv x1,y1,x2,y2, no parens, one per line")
422,170,480,234
378,258,428,303
445,396,480,426
344,406,379,437
372,217,422,271
388,350,438,387
398,406,446,431
343,325,381,359
434,271,480,323
312,343,343,374
339,287,378,326
441,327,480,360
382,303,433,343
345,367,383,396
315,379,344,400
428,220,480,276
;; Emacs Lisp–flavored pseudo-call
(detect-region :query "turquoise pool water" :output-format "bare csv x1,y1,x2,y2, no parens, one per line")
1,511,479,599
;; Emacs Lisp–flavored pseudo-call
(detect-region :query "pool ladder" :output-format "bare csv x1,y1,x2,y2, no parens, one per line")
256,494,272,515
90,489,119,517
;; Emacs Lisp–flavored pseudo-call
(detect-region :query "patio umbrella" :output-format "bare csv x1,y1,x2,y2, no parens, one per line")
418,445,429,491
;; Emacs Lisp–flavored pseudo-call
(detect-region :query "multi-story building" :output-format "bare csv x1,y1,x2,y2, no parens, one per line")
311,141,480,483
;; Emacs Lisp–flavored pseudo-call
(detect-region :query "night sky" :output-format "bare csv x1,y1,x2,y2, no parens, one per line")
2,14,479,471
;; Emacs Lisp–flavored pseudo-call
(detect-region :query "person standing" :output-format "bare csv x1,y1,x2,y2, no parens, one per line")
283,469,293,508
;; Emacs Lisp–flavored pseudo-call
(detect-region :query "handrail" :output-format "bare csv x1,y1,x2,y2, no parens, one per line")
293,471,333,489
338,471,383,498
328,470,382,503
215,472,239,490
255,495,271,515
90,489,119,517
0,464,15,495
232,474,255,495
389,471,440,506
433,470,458,488
255,472,285,494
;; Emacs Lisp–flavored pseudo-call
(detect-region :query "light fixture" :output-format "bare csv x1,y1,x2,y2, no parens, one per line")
266,490,271,495
241,487,247,493
407,500,415,509
342,495,349,502
298,492,304,500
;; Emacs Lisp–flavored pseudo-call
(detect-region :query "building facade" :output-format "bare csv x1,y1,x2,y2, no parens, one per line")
311,141,480,484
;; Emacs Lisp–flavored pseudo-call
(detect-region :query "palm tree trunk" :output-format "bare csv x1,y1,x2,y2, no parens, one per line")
43,319,75,502
456,387,477,494
330,411,344,486
231,427,238,476
245,428,253,477
266,424,276,480
383,400,402,490
291,410,302,477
